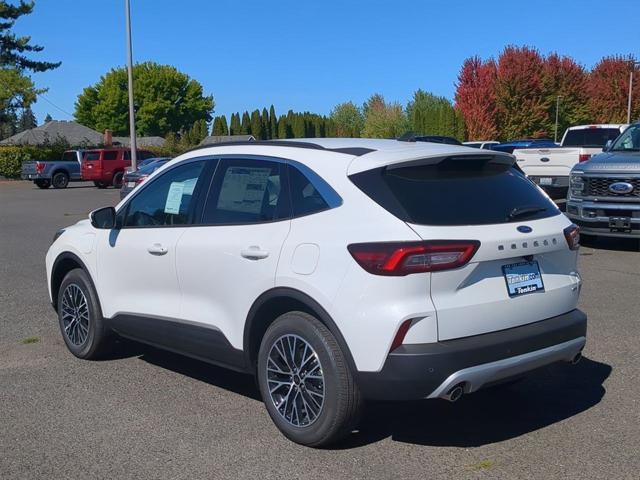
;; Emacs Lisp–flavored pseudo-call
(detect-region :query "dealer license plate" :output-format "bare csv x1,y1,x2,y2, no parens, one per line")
502,261,544,297
127,182,136,188
539,177,553,186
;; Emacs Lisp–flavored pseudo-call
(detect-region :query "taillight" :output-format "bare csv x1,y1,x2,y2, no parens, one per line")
564,224,580,251
35,161,45,173
135,175,148,185
347,240,480,276
578,154,591,162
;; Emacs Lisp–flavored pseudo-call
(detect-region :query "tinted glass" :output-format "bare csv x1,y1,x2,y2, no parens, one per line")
350,158,559,226
84,151,100,161
103,151,117,161
202,159,286,225
62,151,77,162
138,160,168,174
124,161,206,227
465,143,482,149
610,124,640,151
563,128,620,147
288,165,329,217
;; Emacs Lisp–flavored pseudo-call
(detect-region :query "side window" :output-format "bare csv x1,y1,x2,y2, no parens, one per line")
124,161,206,227
287,164,330,217
201,159,287,225
103,151,117,161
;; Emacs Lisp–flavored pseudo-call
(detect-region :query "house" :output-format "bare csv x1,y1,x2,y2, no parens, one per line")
198,134,255,146
0,120,103,146
112,136,166,148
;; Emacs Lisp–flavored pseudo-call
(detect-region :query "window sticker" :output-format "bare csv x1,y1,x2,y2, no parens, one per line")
164,181,185,215
217,167,271,214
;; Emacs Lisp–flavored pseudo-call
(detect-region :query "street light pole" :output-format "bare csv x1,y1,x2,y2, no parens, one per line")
125,0,137,171
554,95,562,143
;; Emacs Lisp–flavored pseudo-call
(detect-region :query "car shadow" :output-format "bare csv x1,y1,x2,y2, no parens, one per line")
581,235,639,252
338,357,610,449
106,339,610,449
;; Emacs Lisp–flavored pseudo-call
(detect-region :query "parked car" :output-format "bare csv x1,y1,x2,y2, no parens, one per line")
514,125,628,197
125,156,170,173
20,150,84,189
46,138,586,447
120,158,170,200
80,148,155,188
566,123,640,239
463,140,500,149
491,138,557,154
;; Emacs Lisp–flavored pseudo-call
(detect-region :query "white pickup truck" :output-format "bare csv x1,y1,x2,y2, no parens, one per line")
514,124,628,197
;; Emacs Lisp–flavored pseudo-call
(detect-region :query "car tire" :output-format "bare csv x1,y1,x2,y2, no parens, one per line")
257,311,362,447
94,181,108,189
35,179,51,189
51,171,69,189
57,268,112,359
112,171,124,189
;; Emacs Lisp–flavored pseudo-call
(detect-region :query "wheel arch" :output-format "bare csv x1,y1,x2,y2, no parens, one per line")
51,168,70,178
50,252,96,312
243,287,357,375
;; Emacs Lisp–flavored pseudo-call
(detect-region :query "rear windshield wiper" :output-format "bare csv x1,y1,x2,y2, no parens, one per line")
507,205,547,221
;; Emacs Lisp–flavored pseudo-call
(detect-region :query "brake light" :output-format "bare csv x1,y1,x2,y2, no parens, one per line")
135,175,148,185
564,224,580,251
35,161,45,173
347,240,480,276
579,154,591,162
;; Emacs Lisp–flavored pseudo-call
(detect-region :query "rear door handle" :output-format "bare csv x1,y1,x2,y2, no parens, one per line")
147,243,168,255
241,246,269,260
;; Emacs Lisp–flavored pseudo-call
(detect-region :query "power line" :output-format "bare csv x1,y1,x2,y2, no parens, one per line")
37,94,74,118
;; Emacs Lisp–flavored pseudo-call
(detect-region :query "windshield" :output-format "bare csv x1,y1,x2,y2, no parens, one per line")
610,125,640,151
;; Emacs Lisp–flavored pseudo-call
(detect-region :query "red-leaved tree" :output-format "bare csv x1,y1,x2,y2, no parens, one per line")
587,55,640,123
495,46,550,140
454,56,498,140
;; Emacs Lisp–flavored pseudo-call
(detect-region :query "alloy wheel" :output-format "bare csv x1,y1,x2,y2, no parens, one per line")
266,334,325,427
60,284,90,346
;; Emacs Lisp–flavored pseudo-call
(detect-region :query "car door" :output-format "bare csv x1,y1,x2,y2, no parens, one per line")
176,157,291,352
96,158,211,322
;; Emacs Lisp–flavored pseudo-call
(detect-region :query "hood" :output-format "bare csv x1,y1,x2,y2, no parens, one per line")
572,151,640,174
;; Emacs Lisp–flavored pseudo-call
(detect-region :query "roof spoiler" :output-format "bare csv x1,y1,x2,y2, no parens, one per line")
386,153,517,171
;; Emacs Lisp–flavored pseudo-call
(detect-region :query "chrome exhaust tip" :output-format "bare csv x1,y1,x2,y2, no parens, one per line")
444,383,465,402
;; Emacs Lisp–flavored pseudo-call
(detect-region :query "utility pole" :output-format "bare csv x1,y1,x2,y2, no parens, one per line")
125,0,138,171
554,95,562,143
627,61,640,124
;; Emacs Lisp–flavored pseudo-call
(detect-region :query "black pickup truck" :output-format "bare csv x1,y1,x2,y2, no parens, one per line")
21,150,84,189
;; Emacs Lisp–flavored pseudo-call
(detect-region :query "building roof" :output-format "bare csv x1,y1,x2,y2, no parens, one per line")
112,136,166,148
199,134,255,146
0,120,103,146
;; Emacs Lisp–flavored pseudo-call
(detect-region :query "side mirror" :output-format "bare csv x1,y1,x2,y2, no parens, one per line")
604,140,613,151
90,206,117,229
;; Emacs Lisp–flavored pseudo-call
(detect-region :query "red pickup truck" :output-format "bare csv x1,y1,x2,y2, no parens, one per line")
81,148,155,188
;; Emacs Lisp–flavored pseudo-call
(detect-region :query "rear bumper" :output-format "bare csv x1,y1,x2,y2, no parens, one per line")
356,309,587,401
528,175,570,188
21,173,47,180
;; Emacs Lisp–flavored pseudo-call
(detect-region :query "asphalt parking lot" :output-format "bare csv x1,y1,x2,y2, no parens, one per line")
1,180,639,480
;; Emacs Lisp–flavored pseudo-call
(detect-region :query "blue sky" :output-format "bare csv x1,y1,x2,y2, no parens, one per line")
15,0,640,125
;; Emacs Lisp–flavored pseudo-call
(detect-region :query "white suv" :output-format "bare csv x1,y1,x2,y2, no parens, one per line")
46,138,587,447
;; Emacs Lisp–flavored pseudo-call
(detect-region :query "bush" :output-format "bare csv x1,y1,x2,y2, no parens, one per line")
0,145,73,178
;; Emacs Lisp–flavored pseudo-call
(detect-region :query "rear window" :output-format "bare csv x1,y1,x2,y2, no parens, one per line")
562,128,620,147
84,151,100,161
61,151,77,162
350,158,560,226
103,151,118,160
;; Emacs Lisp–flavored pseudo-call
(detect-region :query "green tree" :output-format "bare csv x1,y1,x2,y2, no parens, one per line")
250,109,264,139
74,62,214,136
269,105,277,140
211,115,227,135
44,113,52,123
219,115,229,135
406,89,465,140
17,106,36,131
230,112,241,135
330,101,364,137
362,93,408,138
261,107,270,139
240,111,251,134
0,1,60,72
277,114,289,138
0,67,42,137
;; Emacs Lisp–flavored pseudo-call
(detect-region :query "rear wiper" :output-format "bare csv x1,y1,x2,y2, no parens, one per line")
507,205,547,221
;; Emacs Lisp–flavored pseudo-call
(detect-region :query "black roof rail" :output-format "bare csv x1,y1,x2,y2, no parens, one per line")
187,140,375,156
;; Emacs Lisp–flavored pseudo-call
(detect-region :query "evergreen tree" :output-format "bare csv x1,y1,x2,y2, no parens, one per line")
362,93,408,138
406,90,464,140
269,105,277,140
241,111,251,134
330,101,364,137
220,115,229,135
17,106,36,131
261,107,270,139
277,114,289,138
250,109,264,139
211,115,229,136
230,113,241,135
44,113,52,123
